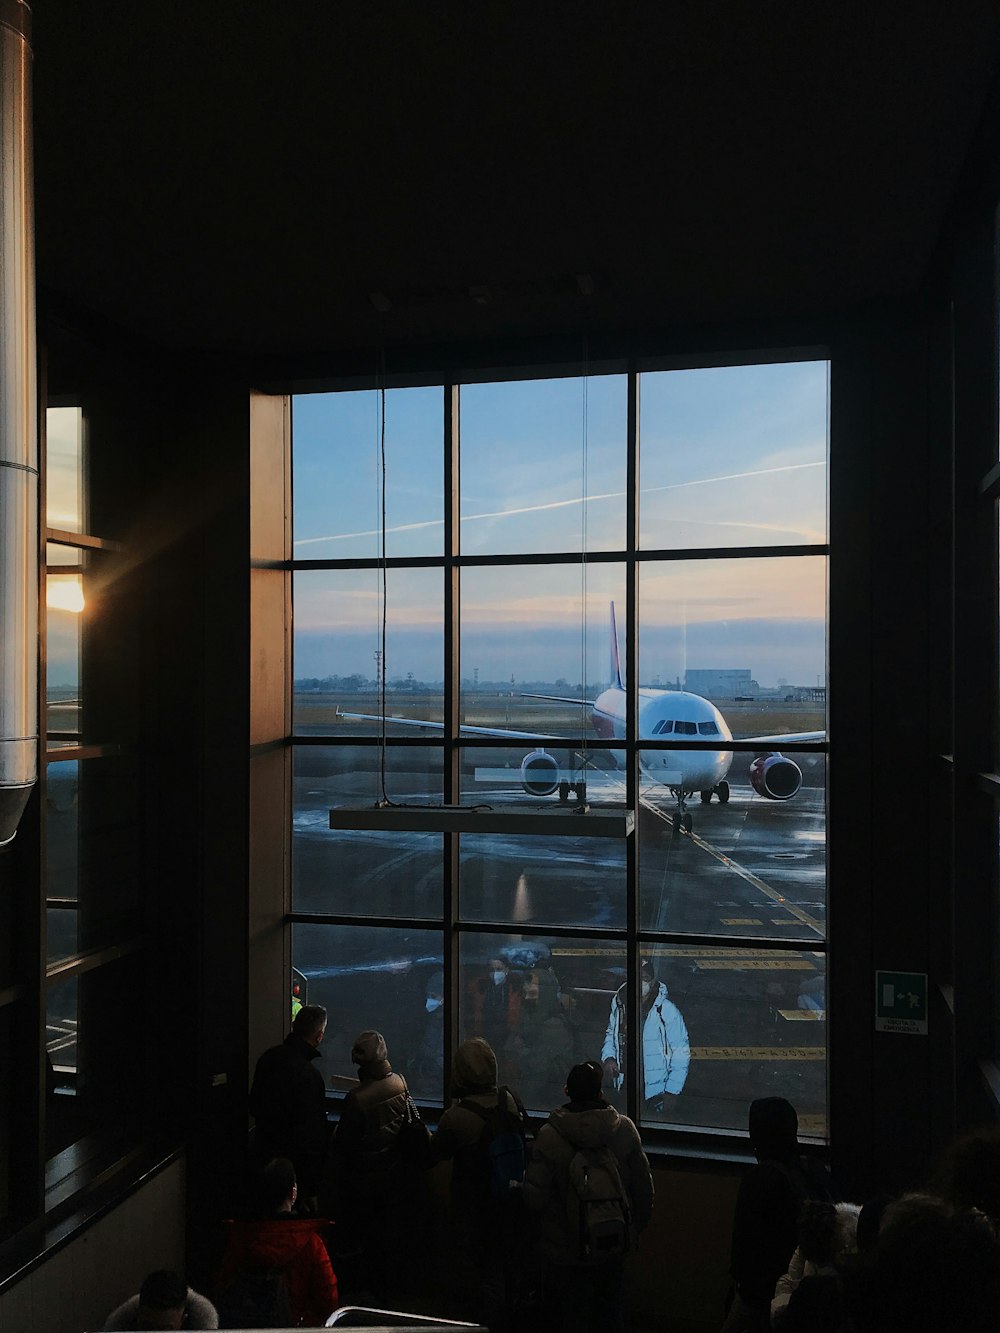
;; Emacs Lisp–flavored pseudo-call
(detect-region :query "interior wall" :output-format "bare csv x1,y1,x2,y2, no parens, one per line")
0,1156,185,1333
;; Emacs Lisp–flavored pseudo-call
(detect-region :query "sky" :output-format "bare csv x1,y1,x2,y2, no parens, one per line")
292,362,829,686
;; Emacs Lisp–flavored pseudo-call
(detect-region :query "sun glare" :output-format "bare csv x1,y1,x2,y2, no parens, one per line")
46,577,85,614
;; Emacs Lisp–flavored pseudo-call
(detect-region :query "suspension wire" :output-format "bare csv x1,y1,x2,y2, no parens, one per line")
580,340,589,798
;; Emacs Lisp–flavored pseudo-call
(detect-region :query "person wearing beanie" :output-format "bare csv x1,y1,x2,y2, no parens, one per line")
429,1037,530,1330
332,1030,410,1297
523,1060,653,1333
720,1097,834,1333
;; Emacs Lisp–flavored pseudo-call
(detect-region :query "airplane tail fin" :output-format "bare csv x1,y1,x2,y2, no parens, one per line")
610,601,624,690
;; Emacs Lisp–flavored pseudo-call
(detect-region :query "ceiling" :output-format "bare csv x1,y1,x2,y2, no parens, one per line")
30,2,1000,364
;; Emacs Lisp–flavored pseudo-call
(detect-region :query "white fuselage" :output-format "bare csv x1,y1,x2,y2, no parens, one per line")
591,686,734,793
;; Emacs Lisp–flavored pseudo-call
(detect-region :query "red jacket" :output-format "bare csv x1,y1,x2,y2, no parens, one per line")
219,1215,338,1327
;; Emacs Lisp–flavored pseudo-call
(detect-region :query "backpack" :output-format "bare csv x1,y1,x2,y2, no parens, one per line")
216,1267,293,1329
459,1087,527,1206
566,1145,633,1262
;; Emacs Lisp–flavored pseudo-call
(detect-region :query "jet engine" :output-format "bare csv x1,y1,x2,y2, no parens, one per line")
749,753,802,801
521,749,560,796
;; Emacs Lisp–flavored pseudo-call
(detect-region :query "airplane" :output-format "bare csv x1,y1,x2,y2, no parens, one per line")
336,603,824,834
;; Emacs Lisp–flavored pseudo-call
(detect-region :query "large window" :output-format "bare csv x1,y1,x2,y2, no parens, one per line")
42,406,142,1162
290,362,829,1137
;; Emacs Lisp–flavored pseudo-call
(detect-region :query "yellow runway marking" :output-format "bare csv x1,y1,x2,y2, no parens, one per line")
721,918,762,925
551,946,815,960
640,794,826,935
694,959,815,970
778,1008,826,1021
798,1115,829,1134
691,1047,826,1061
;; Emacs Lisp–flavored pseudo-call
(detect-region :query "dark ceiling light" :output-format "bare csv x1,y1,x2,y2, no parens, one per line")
329,804,635,838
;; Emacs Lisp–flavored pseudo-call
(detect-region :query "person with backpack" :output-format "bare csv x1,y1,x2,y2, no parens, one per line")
523,1059,654,1333
215,1157,338,1328
428,1037,530,1332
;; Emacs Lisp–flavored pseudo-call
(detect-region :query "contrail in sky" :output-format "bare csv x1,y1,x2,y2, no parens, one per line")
293,460,826,547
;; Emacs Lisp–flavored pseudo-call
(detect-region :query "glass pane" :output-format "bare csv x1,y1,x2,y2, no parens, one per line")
44,756,142,956
46,760,79,905
294,568,443,734
460,375,627,556
46,406,85,533
460,562,626,731
457,746,627,930
294,745,444,918
47,575,81,736
639,753,826,940
458,932,625,1114
639,361,828,550
47,955,148,1159
292,387,444,560
638,944,826,1138
639,557,827,717
46,542,83,568
0,1008,9,1221
292,924,444,1102
46,975,81,1157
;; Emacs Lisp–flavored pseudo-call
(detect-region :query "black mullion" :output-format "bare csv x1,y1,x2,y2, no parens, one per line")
453,919,628,941
289,912,444,931
626,367,640,1126
444,382,460,1101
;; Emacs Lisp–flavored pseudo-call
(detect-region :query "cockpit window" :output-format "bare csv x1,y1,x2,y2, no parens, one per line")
653,719,673,735
675,720,697,735
698,721,719,735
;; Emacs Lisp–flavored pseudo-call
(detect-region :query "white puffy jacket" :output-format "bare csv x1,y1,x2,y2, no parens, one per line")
601,980,690,1098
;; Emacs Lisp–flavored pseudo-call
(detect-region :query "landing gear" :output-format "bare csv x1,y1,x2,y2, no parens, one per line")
700,788,714,803
716,780,730,804
671,789,693,837
558,779,587,806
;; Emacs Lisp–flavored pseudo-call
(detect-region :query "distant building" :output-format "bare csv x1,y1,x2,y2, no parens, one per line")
684,668,759,698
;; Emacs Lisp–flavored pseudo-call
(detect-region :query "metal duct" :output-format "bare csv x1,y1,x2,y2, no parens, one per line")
0,0,35,847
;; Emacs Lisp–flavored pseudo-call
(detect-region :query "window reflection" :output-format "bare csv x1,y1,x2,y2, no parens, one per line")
459,933,626,1114
292,924,444,1103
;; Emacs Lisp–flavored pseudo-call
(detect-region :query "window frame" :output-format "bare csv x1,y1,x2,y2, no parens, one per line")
286,357,831,1142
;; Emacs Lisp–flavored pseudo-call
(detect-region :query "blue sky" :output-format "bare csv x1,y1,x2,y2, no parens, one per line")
292,363,828,685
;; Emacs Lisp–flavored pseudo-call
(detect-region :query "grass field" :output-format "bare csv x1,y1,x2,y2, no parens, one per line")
293,690,826,739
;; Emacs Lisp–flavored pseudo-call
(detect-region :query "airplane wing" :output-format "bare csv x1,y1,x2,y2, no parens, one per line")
521,692,596,707
737,730,826,745
334,707,563,742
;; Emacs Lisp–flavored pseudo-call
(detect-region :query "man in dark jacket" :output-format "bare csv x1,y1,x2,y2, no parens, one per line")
249,1004,329,1207
523,1059,653,1333
721,1097,828,1333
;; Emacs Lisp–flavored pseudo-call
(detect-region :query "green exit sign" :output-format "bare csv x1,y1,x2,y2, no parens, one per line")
875,971,928,1035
